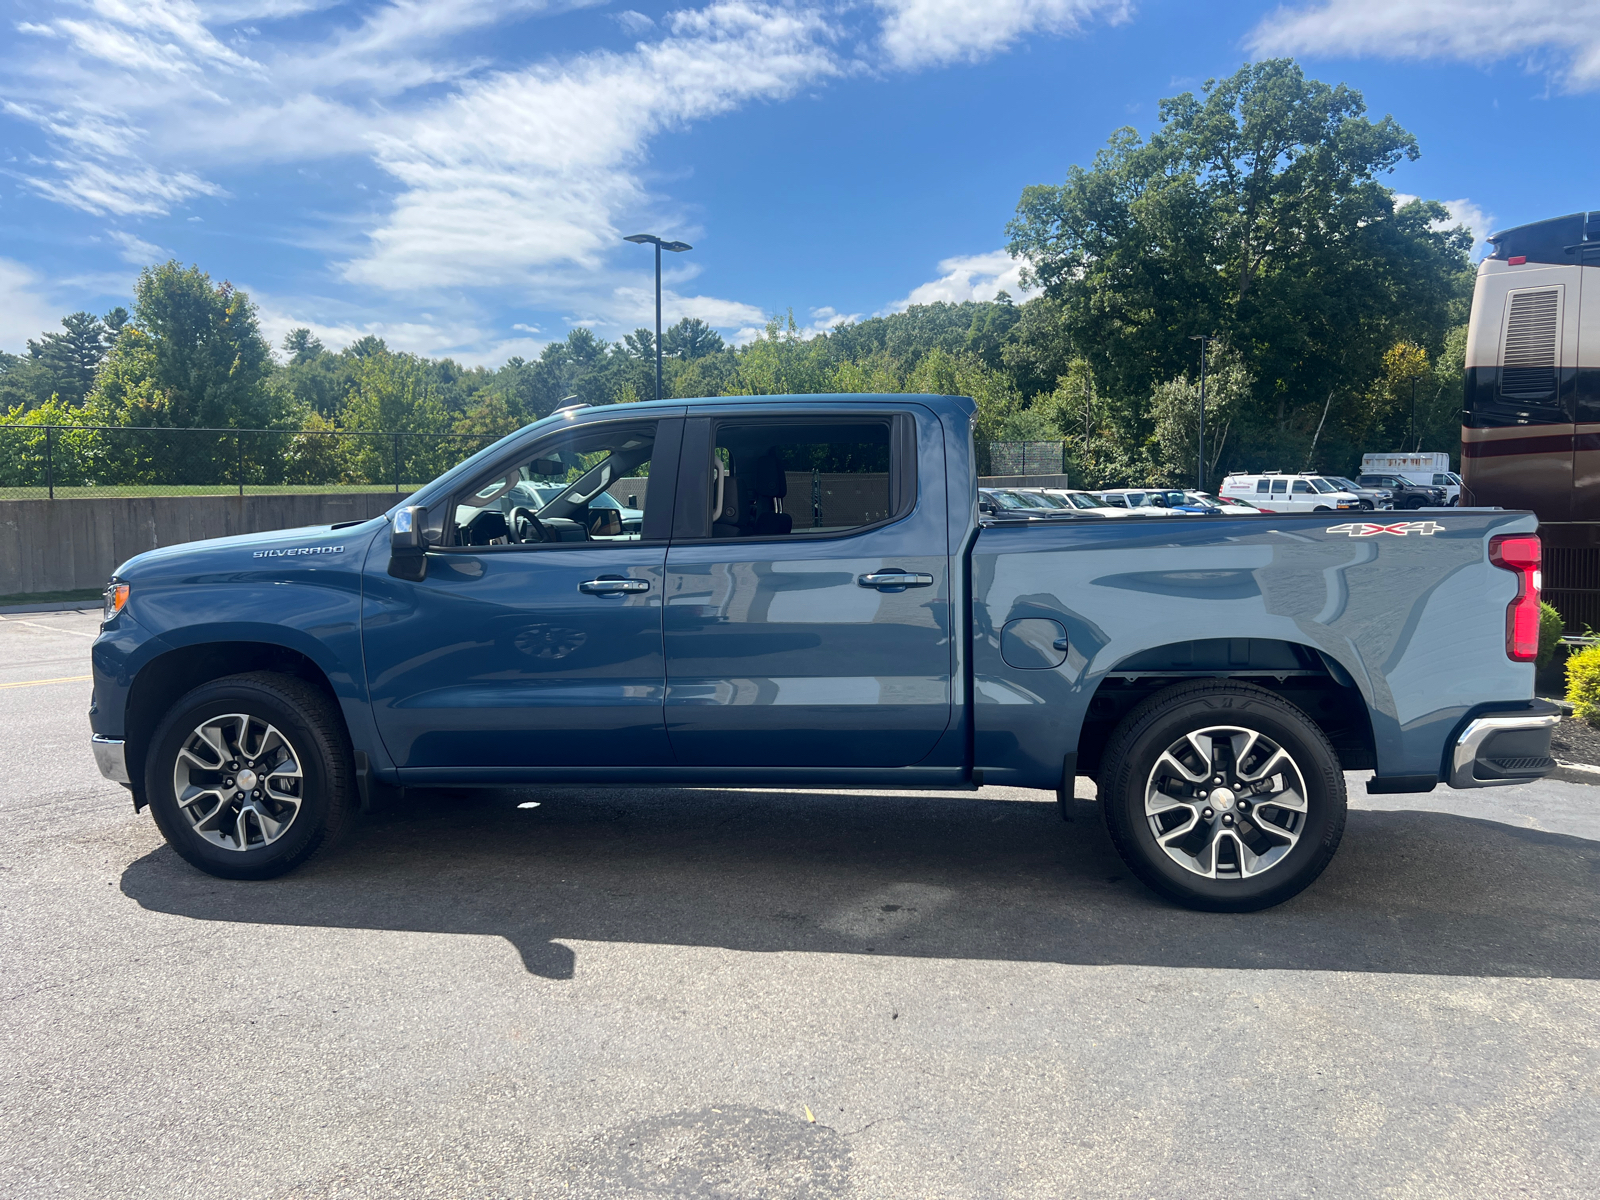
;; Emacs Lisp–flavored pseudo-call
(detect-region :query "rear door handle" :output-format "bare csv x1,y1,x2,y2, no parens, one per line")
858,571,935,590
579,577,650,596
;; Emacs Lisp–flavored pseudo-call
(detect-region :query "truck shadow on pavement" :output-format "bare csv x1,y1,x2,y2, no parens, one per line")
120,787,1600,981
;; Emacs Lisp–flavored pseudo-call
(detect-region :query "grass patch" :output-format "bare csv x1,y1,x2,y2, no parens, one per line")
0,484,422,500
0,588,105,607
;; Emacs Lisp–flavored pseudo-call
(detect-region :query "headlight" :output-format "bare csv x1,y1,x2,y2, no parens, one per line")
102,581,129,624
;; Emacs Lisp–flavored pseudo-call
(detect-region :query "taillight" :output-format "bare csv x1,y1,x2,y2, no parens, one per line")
1488,534,1541,661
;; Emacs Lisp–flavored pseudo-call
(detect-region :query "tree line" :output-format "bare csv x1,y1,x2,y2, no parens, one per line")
1,60,1471,487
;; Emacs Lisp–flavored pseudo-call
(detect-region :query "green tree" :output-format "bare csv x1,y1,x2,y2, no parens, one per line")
663,317,724,359
1007,59,1473,475
87,262,277,429
339,349,451,484
26,311,115,406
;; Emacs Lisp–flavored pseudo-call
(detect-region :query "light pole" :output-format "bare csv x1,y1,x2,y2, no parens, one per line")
1189,334,1214,491
624,233,692,401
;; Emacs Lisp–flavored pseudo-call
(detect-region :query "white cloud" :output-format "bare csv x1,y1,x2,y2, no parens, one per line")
107,230,168,266
1393,193,1496,257
876,0,1129,68
344,2,838,289
1,0,1119,362
806,305,861,334
0,259,65,354
1248,1,1600,92
885,248,1035,311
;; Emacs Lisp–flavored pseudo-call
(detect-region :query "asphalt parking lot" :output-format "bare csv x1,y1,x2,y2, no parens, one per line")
3,609,1597,1199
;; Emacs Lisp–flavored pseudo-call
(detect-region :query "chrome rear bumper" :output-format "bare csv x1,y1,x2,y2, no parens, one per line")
91,735,130,785
1448,705,1561,789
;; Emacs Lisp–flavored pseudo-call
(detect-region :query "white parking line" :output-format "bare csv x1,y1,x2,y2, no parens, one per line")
0,617,97,638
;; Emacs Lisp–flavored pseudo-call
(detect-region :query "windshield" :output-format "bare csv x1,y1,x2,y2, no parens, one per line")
1063,492,1108,509
1216,493,1257,509
987,491,1032,510
1309,477,1339,494
1016,491,1066,508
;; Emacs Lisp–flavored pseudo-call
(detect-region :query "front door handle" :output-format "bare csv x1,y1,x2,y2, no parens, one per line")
858,570,935,590
579,577,650,596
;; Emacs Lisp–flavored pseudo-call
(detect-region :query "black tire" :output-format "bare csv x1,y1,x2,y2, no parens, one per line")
1098,680,1346,912
145,672,357,880
1357,500,1373,511
1403,496,1425,510
1313,505,1332,512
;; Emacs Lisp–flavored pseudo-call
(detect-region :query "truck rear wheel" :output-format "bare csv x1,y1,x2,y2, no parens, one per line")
144,672,356,881
1097,681,1346,911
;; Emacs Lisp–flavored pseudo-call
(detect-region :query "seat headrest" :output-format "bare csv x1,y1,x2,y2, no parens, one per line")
748,452,787,499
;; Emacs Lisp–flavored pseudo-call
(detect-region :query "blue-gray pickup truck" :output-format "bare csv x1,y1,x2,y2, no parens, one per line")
88,394,1560,910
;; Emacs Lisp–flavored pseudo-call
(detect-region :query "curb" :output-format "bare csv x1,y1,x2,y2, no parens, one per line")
0,602,102,616
1551,760,1600,787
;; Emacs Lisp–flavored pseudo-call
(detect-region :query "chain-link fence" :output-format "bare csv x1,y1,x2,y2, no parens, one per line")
0,426,504,499
979,441,1066,477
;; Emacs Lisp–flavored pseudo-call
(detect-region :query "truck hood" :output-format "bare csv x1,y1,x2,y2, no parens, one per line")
113,516,388,581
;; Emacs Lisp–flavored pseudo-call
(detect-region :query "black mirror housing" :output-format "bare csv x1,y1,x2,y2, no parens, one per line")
389,505,429,580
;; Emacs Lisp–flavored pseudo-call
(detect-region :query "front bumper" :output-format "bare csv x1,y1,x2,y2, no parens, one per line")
91,735,130,785
1448,702,1562,788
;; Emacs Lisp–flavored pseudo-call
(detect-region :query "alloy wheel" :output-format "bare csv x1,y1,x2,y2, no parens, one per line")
170,713,305,851
1143,726,1308,879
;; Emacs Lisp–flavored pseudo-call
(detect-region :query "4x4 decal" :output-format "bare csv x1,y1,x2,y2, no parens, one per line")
1325,520,1445,537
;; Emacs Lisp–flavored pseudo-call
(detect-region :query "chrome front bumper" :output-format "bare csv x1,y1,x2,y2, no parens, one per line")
91,735,130,785
1448,707,1561,789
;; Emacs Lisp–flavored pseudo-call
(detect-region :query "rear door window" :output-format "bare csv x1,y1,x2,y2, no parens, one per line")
702,418,902,539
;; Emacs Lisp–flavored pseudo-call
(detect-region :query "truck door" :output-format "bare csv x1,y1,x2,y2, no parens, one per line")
361,415,681,771
661,408,952,767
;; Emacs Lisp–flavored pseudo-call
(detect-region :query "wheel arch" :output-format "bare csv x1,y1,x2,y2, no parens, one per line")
125,641,345,809
1076,637,1376,778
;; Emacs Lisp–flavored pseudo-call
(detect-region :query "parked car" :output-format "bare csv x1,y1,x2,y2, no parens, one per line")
1324,476,1390,511
1097,488,1221,515
89,392,1558,913
1356,473,1448,511
1219,473,1363,514
1028,488,1144,517
1186,491,1261,515
1358,454,1460,505
979,488,1075,521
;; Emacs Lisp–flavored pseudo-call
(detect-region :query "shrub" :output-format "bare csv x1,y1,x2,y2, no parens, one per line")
1565,644,1600,726
1536,601,1565,671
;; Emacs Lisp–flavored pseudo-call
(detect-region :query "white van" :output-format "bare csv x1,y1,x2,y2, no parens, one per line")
1219,473,1362,514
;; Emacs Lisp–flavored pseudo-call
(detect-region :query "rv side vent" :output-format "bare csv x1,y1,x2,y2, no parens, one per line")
1501,288,1561,399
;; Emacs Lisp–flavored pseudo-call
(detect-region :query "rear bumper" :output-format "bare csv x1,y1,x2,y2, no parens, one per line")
1447,701,1561,789
91,735,130,785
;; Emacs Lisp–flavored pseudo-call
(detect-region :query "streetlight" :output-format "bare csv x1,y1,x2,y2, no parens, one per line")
623,233,693,402
1189,334,1215,491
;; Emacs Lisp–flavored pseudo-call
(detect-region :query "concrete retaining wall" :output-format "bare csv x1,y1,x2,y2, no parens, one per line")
0,492,397,595
979,474,1073,489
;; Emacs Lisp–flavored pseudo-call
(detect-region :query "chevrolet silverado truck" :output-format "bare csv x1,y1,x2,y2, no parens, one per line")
89,394,1559,911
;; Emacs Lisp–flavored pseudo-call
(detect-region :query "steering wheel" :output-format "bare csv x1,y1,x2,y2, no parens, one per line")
509,506,549,544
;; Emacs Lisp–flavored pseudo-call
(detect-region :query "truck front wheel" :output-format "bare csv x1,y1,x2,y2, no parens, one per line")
144,672,357,881
1097,681,1346,911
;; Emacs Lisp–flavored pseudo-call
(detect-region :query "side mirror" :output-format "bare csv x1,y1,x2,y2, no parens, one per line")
389,505,429,580
587,508,623,537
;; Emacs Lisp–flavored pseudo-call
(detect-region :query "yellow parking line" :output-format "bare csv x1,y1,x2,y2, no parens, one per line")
0,674,92,689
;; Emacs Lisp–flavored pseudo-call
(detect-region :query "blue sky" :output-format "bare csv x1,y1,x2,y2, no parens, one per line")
1,0,1597,363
